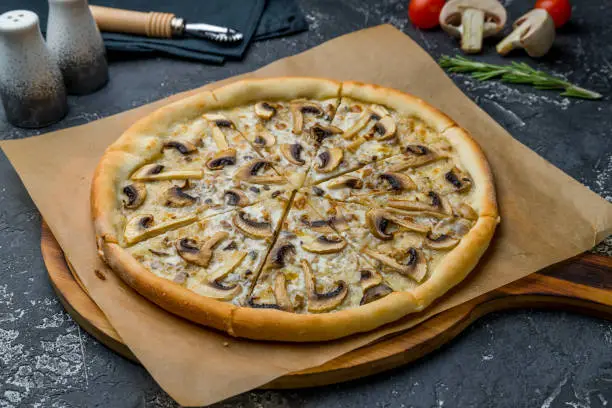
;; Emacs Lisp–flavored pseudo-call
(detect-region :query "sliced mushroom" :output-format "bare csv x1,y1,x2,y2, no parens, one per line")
310,124,343,144
291,101,324,135
203,113,234,128
388,145,441,171
254,102,278,120
224,188,250,207
360,284,394,305
251,130,276,148
379,172,416,192
163,140,197,155
211,126,229,150
359,269,383,290
343,108,375,140
453,203,478,220
367,209,429,241
234,159,286,184
273,273,294,312
302,235,347,254
122,183,147,209
445,167,472,192
124,214,197,245
175,231,229,267
387,191,453,217
206,148,236,170
432,217,473,239
131,164,203,181
364,247,428,282
369,104,390,119
439,0,507,54
209,251,248,282
424,232,460,250
198,281,241,300
314,148,343,173
496,9,555,57
302,260,348,313
299,214,332,233
326,176,364,190
164,185,197,207
232,211,273,239
266,241,296,269
280,143,306,165
373,116,397,140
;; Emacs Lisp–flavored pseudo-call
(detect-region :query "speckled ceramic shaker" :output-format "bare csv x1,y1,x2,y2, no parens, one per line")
0,10,68,128
46,0,108,95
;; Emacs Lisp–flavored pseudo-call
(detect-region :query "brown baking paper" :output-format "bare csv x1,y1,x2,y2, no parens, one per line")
2,25,611,406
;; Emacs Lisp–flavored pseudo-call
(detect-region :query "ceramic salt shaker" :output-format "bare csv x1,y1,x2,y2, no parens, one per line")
46,0,108,95
0,10,68,128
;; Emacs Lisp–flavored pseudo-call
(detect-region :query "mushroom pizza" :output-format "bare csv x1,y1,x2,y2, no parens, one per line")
92,78,498,342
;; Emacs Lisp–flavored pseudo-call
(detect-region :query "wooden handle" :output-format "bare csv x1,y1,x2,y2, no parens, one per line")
89,5,175,38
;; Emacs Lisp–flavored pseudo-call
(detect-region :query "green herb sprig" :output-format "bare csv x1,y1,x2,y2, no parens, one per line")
439,55,602,100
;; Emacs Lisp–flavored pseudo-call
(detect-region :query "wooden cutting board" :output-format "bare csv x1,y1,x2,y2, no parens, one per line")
40,222,612,389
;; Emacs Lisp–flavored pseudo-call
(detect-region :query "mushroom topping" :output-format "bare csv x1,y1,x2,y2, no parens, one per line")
445,167,472,192
299,214,332,233
496,9,555,57
387,191,453,217
290,101,324,134
163,140,197,155
302,235,347,254
232,211,273,239
364,247,428,282
124,214,197,245
203,113,234,128
224,188,249,207
234,159,286,184
369,104,390,119
326,176,364,190
206,148,237,170
424,232,460,250
314,148,344,173
280,143,306,165
122,183,147,209
131,164,202,181
266,241,296,269
251,130,276,148
175,231,229,267
388,145,441,171
367,209,429,240
164,185,197,207
360,284,394,305
432,217,473,239
359,269,383,289
378,172,416,192
211,126,229,150
343,105,388,140
302,260,348,313
310,124,343,144
198,280,242,300
453,203,478,220
273,273,294,312
373,115,397,140
254,102,278,120
439,0,507,54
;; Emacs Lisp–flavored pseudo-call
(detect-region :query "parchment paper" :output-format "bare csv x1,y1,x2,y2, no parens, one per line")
2,25,611,406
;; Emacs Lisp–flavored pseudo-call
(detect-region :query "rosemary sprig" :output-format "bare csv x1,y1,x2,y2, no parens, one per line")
439,55,602,100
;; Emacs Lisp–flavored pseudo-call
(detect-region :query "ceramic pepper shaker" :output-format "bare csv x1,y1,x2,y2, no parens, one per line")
0,10,68,128
46,0,108,95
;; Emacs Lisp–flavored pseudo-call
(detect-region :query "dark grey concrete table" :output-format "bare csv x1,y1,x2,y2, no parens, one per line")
1,0,611,407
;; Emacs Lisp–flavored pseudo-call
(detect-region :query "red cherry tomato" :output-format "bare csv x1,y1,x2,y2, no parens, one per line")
409,0,446,29
535,0,572,28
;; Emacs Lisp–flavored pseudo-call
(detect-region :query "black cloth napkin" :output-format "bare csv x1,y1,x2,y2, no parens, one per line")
2,0,308,63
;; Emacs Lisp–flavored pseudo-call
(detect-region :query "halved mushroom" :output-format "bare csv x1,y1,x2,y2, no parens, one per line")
453,203,478,220
254,102,278,120
439,0,507,54
175,231,229,267
131,164,203,181
280,143,306,165
388,145,441,171
206,148,237,170
124,214,197,245
301,235,347,254
359,269,383,290
224,188,249,207
233,211,273,239
373,116,397,140
302,260,348,313
366,209,429,240
424,232,460,250
378,172,416,192
445,167,472,192
314,148,343,173
387,191,453,217
326,176,364,190
203,113,234,128
291,101,324,134
234,160,286,184
251,130,276,148
122,183,147,209
496,9,555,58
266,241,296,269
164,185,197,207
364,247,428,282
360,284,394,305
273,273,294,312
163,140,197,155
310,124,343,144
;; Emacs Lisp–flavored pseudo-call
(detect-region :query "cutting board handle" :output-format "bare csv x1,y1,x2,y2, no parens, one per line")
89,5,175,38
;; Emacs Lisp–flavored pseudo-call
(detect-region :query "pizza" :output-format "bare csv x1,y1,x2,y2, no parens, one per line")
92,77,498,342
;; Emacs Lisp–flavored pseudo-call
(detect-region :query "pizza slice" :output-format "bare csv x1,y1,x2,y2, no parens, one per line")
124,196,290,305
